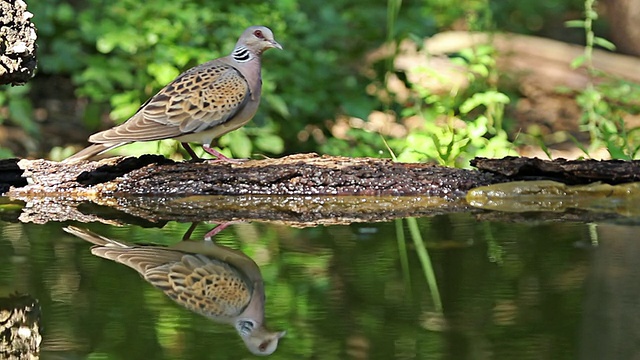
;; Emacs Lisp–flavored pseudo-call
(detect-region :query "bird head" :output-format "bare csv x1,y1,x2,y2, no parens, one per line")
239,25,283,54
236,320,286,356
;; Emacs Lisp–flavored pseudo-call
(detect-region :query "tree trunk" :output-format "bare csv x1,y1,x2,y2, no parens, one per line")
606,0,640,57
0,0,37,86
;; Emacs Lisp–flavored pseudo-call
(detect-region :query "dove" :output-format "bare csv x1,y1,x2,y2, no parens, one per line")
63,25,282,163
63,226,285,356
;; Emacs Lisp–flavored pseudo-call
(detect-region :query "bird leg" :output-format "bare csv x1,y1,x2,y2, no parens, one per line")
181,142,202,161
182,222,200,241
202,145,247,163
203,220,244,241
181,221,245,242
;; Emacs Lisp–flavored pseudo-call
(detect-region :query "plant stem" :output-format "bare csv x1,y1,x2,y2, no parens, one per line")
406,217,443,312
395,219,412,294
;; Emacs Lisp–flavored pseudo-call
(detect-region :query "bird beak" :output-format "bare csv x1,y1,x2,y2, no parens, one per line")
277,330,286,338
270,40,283,50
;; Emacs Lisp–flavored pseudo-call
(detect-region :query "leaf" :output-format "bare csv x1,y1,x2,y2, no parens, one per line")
96,37,116,54
220,131,252,158
147,63,180,85
254,134,285,154
459,91,509,114
593,37,616,51
570,55,586,69
266,94,290,118
564,20,585,28
110,91,141,121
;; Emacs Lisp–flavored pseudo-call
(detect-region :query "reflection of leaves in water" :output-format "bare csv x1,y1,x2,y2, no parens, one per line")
3,212,598,358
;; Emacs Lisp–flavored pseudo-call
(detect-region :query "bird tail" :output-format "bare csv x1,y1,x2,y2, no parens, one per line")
63,226,129,248
62,143,122,163
64,226,184,273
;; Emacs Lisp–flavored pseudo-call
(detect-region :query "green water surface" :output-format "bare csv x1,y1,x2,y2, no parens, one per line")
0,213,634,359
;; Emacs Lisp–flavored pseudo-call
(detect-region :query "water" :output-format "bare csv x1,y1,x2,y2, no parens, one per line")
0,212,636,359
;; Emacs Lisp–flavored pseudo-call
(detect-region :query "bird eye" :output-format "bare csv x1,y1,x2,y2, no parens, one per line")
254,30,264,39
259,341,269,352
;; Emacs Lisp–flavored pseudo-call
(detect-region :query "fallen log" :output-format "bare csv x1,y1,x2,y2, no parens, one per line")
4,153,502,225
6,153,504,198
2,154,638,226
368,31,640,97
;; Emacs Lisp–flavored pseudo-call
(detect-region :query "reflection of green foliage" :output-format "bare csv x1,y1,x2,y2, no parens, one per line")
0,213,593,358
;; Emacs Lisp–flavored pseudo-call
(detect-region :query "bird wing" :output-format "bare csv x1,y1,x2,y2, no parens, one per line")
89,61,250,143
144,253,254,320
91,247,186,272
68,226,256,321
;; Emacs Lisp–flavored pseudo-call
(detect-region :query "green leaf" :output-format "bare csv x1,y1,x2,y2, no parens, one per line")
570,55,586,69
586,9,598,20
459,91,509,114
593,37,616,51
147,63,180,85
220,131,252,158
565,20,585,28
8,98,37,136
254,134,285,154
266,94,290,118
96,36,116,54
110,91,141,121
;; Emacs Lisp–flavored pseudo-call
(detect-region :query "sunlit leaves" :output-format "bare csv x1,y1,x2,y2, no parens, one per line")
219,131,252,159
459,91,510,115
147,63,180,86
255,134,285,154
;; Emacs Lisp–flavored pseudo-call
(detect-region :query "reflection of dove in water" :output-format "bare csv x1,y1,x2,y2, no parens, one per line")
63,226,285,356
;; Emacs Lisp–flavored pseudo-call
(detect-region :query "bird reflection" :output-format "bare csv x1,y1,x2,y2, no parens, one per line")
63,226,285,356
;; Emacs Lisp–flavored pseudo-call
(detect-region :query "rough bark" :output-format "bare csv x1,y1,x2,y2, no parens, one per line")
0,0,37,86
4,154,501,225
6,154,506,199
471,156,640,184
0,294,41,360
1,154,639,226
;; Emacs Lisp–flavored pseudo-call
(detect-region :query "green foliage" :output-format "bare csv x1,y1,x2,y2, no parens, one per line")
0,0,634,162
492,0,585,34
320,129,389,158
318,1,518,167
390,45,518,167
567,0,640,159
27,0,442,159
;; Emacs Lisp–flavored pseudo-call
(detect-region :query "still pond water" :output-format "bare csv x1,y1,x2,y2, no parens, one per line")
1,211,637,359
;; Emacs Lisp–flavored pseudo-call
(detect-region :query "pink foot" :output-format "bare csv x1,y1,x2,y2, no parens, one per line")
202,145,247,163
203,220,244,241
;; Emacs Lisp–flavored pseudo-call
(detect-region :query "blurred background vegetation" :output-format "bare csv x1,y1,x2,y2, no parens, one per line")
2,0,640,166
